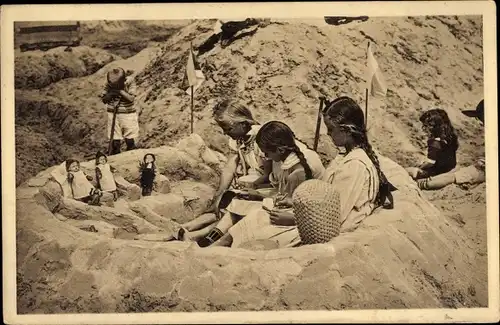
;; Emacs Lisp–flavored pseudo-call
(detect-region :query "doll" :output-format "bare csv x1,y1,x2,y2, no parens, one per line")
139,153,156,196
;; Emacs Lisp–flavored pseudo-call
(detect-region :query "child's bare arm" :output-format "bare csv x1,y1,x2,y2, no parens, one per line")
118,89,135,102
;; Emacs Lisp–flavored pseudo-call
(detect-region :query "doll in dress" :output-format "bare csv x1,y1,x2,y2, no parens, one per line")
95,151,119,201
139,153,156,196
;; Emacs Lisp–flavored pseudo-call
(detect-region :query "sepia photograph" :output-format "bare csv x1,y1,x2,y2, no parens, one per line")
2,2,498,324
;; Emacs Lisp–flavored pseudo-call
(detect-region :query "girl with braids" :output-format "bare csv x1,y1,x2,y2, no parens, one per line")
406,108,459,180
319,96,394,232
175,98,273,243
201,121,325,248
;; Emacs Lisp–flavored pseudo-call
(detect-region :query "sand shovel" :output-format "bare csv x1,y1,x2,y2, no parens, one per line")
107,100,120,156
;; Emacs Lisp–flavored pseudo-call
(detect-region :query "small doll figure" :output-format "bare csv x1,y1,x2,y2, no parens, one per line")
139,153,156,196
95,151,119,201
66,159,102,206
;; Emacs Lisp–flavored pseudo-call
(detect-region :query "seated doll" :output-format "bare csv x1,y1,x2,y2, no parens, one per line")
95,151,119,201
66,159,102,206
139,153,156,196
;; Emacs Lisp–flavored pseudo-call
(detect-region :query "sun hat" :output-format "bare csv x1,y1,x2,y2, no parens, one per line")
292,179,342,245
461,99,484,123
107,67,126,89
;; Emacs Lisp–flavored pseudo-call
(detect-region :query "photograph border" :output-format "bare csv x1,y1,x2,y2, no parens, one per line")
2,1,498,324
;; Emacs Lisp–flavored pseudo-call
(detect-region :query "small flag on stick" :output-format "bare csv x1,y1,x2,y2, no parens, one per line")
364,41,387,127
183,43,205,134
184,43,205,97
365,42,387,97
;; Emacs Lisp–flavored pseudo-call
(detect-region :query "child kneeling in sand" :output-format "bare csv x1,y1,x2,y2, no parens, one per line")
66,159,114,207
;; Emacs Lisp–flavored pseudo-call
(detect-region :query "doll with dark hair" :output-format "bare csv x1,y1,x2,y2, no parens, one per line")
139,153,156,196
66,159,102,206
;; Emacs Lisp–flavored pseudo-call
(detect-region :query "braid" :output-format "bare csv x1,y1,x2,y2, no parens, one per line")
357,132,391,207
292,144,313,180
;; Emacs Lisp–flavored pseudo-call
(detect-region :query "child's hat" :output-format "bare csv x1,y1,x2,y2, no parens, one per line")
461,99,484,123
107,67,126,87
292,179,342,245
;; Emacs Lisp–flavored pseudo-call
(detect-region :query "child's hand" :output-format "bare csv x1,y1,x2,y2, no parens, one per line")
268,209,295,226
274,196,293,208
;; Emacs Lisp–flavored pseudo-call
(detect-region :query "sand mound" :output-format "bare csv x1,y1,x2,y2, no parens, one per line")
134,17,483,167
15,47,162,186
16,134,486,313
15,46,118,89
80,20,188,59
15,17,484,185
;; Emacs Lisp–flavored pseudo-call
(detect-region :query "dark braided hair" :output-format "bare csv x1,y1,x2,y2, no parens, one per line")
419,109,459,152
323,96,393,208
255,121,313,180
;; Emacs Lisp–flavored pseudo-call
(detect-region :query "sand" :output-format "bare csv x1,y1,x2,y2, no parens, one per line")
14,17,487,312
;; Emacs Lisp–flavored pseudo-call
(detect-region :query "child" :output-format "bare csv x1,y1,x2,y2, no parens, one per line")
95,151,119,201
417,100,485,190
100,67,139,155
406,109,459,180
139,153,156,196
202,121,326,248
319,96,394,231
176,99,272,242
66,159,102,206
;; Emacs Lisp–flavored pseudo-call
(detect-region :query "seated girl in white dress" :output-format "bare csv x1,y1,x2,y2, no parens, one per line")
204,120,326,248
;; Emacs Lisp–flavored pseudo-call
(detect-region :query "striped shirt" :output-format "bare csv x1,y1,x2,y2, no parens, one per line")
100,81,137,114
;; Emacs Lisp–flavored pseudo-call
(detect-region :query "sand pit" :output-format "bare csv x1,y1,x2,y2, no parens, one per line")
13,16,488,314
16,134,487,313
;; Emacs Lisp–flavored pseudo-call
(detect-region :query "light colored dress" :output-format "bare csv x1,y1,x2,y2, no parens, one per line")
228,124,268,181
69,171,95,199
224,124,272,215
96,163,117,192
323,148,379,232
228,140,325,248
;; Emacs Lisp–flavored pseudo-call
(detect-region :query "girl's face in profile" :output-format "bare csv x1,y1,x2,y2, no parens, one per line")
216,116,248,140
68,162,80,172
97,156,107,165
259,144,284,162
144,154,155,164
324,116,348,147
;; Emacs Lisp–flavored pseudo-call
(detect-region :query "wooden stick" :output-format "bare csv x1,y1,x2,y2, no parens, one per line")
313,97,325,151
365,41,370,127
107,102,119,155
190,85,194,134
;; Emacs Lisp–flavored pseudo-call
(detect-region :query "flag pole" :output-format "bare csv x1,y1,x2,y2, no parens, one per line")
313,96,325,151
190,85,194,134
365,41,370,128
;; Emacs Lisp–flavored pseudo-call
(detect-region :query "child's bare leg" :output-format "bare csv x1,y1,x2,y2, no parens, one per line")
213,212,239,233
211,233,233,247
182,213,218,231
181,222,217,242
196,212,240,247
417,173,456,190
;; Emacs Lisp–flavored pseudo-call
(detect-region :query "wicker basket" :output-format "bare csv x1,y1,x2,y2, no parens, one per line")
292,179,341,245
